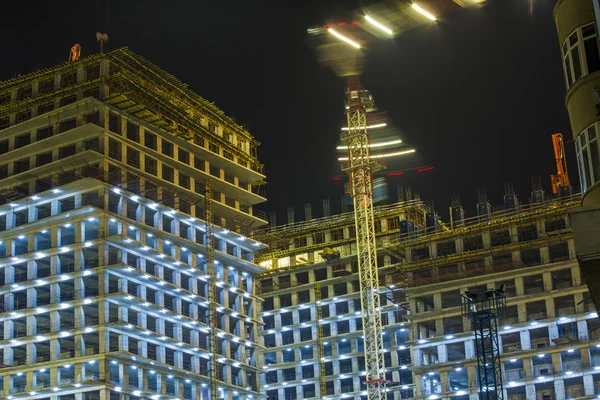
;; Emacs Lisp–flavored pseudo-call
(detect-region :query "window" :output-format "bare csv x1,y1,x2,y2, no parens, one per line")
15,133,31,149
145,157,157,175
37,152,52,166
178,148,190,164
162,165,174,182
576,122,600,192
14,158,30,173
37,126,53,141
144,131,157,150
127,122,140,142
127,147,140,168
162,140,174,157
59,144,76,159
179,173,190,189
562,23,600,89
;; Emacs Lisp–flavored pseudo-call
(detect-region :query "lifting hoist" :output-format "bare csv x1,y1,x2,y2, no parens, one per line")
205,179,219,400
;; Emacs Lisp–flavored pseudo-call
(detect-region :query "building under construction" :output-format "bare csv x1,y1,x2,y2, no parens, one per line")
0,41,598,400
254,189,598,400
0,48,269,399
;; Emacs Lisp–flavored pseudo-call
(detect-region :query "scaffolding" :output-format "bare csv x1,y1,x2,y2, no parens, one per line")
255,199,430,264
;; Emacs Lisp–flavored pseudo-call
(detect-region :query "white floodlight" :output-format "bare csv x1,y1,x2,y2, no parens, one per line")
412,3,437,21
365,15,393,35
328,28,360,49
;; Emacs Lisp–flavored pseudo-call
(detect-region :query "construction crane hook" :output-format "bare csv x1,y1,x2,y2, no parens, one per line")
68,44,81,62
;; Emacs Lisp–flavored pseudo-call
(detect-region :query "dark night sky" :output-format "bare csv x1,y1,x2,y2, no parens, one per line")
1,0,573,223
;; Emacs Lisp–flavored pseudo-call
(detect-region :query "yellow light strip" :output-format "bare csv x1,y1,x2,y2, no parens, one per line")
341,123,388,131
328,28,361,49
412,3,437,21
365,15,393,35
336,139,403,150
337,149,416,161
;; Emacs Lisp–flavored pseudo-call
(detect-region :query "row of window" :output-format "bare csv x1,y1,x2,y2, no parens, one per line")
576,122,600,192
562,22,600,89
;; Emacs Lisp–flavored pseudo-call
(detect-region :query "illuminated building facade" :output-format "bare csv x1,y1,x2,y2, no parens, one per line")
0,49,267,400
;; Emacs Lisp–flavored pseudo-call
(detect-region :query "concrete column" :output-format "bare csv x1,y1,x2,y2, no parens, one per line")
520,330,531,350
525,384,536,399
554,378,565,400
433,293,442,311
584,374,595,396
523,357,533,378
437,344,448,363
572,265,582,286
551,352,562,373
515,277,524,296
540,247,551,264
578,320,589,341
580,346,591,368
548,323,559,343
465,340,475,359
542,272,553,292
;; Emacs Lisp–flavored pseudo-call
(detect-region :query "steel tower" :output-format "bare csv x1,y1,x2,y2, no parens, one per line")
461,291,507,399
343,74,387,399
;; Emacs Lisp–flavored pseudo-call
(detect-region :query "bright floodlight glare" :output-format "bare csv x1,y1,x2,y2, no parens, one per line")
412,3,437,21
336,139,402,150
338,149,416,161
365,15,393,35
328,28,361,49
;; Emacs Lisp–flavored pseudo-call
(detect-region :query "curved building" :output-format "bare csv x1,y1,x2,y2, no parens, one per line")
555,0,600,324
554,0,600,203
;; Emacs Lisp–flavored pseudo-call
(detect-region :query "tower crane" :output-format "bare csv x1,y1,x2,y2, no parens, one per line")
344,74,388,399
205,179,219,400
550,133,571,195
310,2,487,399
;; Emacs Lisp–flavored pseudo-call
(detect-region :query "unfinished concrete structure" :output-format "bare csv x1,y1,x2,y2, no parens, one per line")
255,192,596,400
0,49,268,400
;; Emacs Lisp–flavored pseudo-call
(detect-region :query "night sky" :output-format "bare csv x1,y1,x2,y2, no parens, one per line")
2,0,573,223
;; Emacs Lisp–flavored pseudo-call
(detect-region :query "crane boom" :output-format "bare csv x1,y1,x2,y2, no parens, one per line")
551,133,570,194
205,179,219,400
343,75,386,400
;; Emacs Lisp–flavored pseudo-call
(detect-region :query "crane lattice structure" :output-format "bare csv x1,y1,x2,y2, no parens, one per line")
461,291,507,399
344,74,387,399
205,179,219,400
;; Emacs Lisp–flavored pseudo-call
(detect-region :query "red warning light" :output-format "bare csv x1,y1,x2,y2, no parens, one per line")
333,177,342,181
417,166,435,173
337,22,347,27
351,21,360,25
386,171,404,177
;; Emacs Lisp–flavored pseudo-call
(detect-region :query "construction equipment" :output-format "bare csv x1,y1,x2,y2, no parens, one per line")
319,247,341,262
551,133,571,195
461,290,506,400
344,74,388,399
205,179,219,400
315,283,327,398
69,44,81,62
